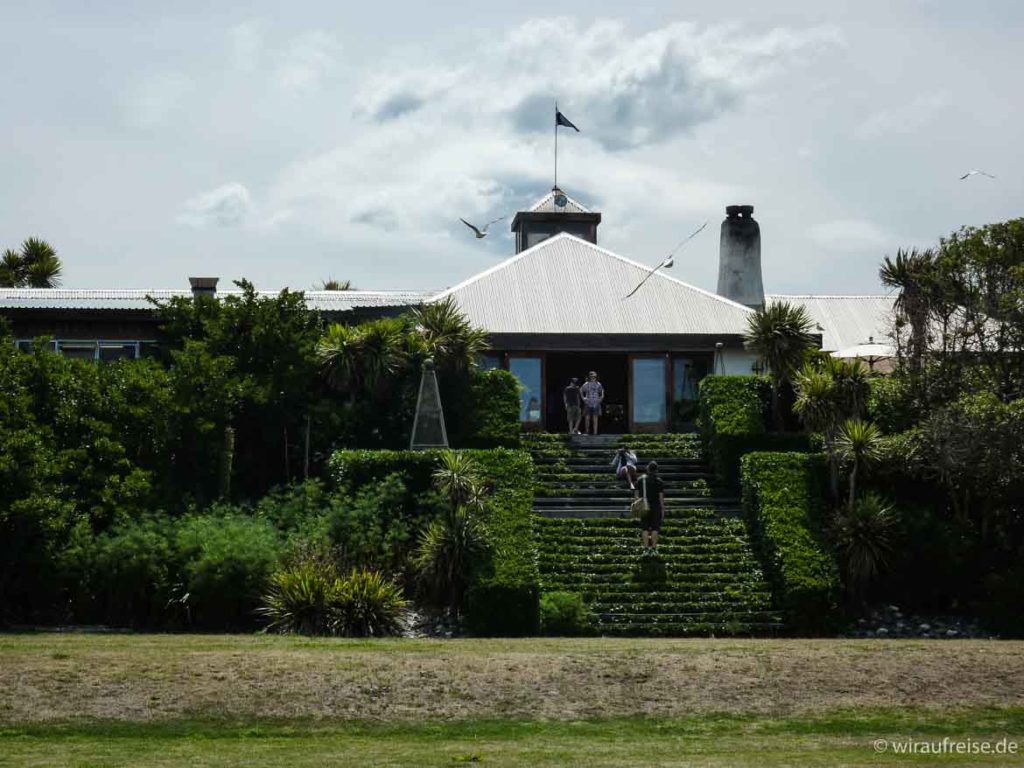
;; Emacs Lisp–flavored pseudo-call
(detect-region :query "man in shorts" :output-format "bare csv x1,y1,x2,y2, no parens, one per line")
563,377,582,435
639,461,666,555
580,371,604,435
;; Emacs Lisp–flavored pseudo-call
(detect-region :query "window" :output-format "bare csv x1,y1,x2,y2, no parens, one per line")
478,353,502,371
58,342,97,361
632,357,667,424
99,343,138,362
509,357,543,423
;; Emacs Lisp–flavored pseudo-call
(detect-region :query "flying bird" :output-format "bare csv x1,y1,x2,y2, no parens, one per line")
459,217,505,239
623,220,709,299
960,169,996,180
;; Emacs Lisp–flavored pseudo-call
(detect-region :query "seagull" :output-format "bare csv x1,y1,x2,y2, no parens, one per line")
623,220,709,299
960,169,996,180
459,216,505,239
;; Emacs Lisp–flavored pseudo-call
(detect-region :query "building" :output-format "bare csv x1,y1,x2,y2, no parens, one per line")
1,187,895,432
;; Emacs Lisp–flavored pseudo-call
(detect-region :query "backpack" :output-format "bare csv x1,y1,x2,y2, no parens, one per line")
630,476,650,518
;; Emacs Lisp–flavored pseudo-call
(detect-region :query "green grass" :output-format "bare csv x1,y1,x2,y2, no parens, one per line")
2,710,1023,766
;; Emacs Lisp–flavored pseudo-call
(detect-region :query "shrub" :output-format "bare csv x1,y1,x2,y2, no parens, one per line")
177,514,283,629
330,448,540,636
332,568,408,637
260,562,407,637
68,515,182,628
463,368,521,448
698,376,810,486
866,376,917,434
539,591,593,636
741,451,839,633
413,508,490,612
326,473,435,578
830,492,899,604
260,559,337,635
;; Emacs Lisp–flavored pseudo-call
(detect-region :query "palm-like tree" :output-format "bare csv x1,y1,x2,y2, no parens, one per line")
744,300,817,429
319,278,354,290
795,357,870,500
831,492,898,605
317,318,409,398
410,296,489,373
431,450,485,510
835,419,885,513
879,248,934,372
0,238,63,288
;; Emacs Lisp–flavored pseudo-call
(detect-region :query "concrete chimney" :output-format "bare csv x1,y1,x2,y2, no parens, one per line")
188,277,219,298
717,205,764,308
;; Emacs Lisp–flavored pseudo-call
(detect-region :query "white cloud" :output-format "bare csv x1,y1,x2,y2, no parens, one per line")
257,18,839,247
123,73,193,128
228,21,263,72
352,19,842,150
179,183,253,228
854,91,951,139
274,31,341,93
809,218,892,251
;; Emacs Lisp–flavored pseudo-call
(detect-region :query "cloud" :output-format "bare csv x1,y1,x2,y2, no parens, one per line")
274,31,341,93
854,91,951,139
123,73,193,128
809,218,892,251
179,183,253,228
228,21,263,72
354,19,841,150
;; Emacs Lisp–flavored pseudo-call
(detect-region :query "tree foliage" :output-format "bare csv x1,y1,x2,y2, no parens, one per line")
0,238,63,288
743,300,817,429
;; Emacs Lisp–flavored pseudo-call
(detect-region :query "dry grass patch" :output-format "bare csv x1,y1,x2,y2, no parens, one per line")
1,634,1023,725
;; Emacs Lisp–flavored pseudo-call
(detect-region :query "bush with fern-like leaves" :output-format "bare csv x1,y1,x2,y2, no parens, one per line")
260,561,407,637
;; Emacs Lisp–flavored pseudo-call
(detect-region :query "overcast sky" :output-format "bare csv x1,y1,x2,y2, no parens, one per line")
2,1,1021,294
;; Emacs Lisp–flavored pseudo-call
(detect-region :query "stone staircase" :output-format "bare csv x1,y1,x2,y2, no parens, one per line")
525,433,781,636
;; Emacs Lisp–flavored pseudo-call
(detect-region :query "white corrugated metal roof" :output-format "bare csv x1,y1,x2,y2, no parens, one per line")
432,232,754,335
770,294,896,352
0,288,430,312
528,189,593,214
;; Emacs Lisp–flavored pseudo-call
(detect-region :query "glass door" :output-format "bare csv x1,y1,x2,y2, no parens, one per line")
629,355,668,432
508,355,544,428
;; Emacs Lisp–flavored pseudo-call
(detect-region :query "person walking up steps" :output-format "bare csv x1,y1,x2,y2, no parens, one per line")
639,462,666,555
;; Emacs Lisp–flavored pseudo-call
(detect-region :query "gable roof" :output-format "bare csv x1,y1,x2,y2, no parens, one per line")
528,189,593,214
433,232,754,336
770,294,895,352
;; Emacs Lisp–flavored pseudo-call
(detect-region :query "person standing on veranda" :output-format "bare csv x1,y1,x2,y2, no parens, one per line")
580,371,604,435
563,377,582,435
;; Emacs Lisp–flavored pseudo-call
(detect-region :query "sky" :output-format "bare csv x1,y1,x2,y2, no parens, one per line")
1,0,1022,295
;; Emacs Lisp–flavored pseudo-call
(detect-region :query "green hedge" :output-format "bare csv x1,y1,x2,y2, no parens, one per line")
329,447,539,636
463,369,521,448
698,376,811,486
740,451,839,633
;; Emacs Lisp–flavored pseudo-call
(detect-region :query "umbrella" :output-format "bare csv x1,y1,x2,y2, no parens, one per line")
830,336,895,370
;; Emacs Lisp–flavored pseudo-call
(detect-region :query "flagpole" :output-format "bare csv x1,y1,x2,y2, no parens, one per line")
553,101,558,190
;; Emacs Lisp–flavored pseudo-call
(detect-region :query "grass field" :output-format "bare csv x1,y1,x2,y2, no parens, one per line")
2,634,1023,766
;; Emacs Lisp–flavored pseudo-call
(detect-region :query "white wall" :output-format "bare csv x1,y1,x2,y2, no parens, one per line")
720,349,759,376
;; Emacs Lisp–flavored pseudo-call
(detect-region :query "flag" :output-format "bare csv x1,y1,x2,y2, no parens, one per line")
556,110,580,132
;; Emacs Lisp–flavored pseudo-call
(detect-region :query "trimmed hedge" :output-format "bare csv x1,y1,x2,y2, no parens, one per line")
698,376,810,486
329,447,539,636
740,451,839,633
463,369,521,448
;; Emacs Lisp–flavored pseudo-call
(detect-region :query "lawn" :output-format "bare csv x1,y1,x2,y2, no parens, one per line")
1,634,1023,766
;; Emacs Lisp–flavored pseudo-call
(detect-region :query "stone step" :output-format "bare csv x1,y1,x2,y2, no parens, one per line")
533,508,743,519
533,496,739,506
535,488,719,498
